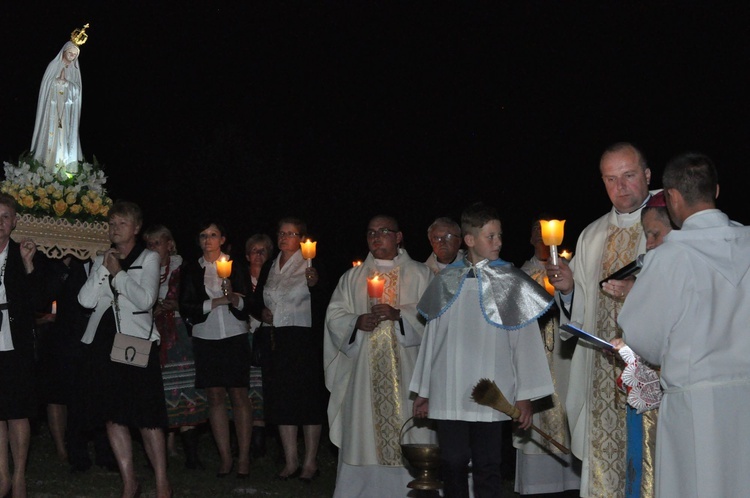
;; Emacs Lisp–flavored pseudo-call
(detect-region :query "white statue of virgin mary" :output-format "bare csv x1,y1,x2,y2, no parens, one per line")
30,40,83,173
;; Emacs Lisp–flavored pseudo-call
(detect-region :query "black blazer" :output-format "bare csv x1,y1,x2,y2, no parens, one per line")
179,257,250,333
5,239,46,356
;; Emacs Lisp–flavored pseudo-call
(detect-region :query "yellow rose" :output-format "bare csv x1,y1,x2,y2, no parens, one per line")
100,205,110,217
51,188,63,200
53,200,68,217
39,197,51,210
70,205,82,214
87,200,102,216
46,185,56,195
35,187,47,198
21,195,35,209
65,192,77,205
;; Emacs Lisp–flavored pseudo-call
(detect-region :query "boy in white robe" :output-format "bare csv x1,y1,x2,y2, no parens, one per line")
410,202,554,498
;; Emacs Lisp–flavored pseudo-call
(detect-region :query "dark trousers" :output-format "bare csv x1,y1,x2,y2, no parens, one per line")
436,419,505,498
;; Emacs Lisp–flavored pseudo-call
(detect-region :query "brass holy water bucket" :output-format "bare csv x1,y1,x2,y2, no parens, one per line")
399,416,442,490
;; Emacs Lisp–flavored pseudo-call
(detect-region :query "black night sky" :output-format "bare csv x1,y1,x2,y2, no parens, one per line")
3,2,749,277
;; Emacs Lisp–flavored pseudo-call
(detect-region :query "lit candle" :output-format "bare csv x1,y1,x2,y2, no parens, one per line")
352,260,363,267
367,275,385,299
539,219,566,266
215,256,232,279
51,300,57,314
300,239,317,267
543,277,555,295
560,249,573,260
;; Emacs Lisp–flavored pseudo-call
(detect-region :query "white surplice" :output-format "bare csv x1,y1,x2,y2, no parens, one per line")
324,249,434,498
619,209,750,498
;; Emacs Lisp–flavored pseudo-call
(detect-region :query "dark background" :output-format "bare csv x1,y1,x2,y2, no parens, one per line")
3,2,748,278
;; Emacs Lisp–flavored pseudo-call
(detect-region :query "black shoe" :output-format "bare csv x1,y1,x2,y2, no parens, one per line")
299,469,320,483
275,467,301,480
217,462,234,478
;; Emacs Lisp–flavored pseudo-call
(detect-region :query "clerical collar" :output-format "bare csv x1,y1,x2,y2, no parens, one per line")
373,257,396,269
615,194,652,215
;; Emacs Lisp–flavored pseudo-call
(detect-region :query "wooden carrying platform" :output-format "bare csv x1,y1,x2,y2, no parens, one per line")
11,214,109,260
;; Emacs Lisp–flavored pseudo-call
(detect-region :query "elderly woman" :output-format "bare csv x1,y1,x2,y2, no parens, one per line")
143,225,207,470
253,218,328,482
78,201,171,498
245,233,274,458
179,222,252,478
0,194,44,498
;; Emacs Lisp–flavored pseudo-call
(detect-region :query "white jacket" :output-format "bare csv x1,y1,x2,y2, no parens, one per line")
78,248,160,344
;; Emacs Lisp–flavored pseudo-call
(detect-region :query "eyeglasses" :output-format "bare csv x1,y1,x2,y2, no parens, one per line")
366,228,397,238
430,233,460,244
249,249,267,255
278,231,301,238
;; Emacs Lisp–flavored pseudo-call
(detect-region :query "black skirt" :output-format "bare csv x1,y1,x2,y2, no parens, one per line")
192,333,251,388
266,326,327,425
87,309,168,430
0,348,36,420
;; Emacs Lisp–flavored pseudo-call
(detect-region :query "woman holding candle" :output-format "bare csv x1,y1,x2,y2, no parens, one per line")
253,217,328,482
178,221,252,478
77,201,172,498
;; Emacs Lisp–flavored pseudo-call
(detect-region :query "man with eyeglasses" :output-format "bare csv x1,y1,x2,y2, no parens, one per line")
324,215,435,498
424,217,464,275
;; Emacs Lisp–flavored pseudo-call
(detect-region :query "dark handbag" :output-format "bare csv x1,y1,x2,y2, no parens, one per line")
251,325,274,368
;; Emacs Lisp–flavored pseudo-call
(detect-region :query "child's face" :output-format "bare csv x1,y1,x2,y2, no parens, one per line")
465,220,502,263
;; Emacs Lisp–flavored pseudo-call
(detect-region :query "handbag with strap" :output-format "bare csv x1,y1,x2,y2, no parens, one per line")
110,288,154,368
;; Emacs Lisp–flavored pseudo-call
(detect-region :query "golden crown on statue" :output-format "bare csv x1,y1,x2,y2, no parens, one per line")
70,23,90,46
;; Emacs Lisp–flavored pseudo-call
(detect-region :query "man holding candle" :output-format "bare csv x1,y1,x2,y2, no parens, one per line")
324,215,434,498
546,142,655,497
424,217,465,274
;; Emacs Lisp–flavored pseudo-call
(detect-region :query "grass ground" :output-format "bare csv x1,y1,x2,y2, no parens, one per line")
23,422,531,497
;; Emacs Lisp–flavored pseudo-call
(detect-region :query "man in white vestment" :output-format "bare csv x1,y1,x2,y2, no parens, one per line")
324,215,434,498
547,143,654,497
619,152,750,498
424,217,465,274
514,219,580,495
411,202,554,498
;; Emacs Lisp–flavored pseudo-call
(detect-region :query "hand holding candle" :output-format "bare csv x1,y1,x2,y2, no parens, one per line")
539,219,565,266
300,239,317,267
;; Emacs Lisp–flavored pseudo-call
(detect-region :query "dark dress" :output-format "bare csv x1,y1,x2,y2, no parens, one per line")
0,239,45,421
252,257,329,426
84,243,168,429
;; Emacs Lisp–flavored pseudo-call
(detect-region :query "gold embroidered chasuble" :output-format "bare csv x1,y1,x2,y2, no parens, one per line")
588,222,641,497
368,267,404,465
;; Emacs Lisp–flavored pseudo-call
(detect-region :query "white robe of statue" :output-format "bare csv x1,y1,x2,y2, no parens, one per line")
30,41,83,172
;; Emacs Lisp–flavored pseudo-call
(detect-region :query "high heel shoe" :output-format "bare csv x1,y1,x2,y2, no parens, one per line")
299,469,320,483
216,461,235,478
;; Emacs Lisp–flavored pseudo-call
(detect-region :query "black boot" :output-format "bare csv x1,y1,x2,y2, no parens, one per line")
250,425,266,459
181,428,204,470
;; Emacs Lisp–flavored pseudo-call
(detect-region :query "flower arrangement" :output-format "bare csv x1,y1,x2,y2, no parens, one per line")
1,154,112,222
